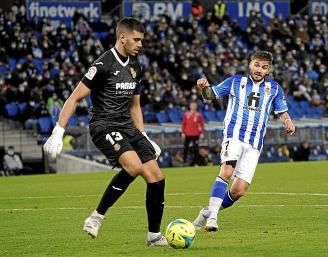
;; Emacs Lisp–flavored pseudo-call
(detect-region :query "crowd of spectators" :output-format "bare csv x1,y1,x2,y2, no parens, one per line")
0,1,327,126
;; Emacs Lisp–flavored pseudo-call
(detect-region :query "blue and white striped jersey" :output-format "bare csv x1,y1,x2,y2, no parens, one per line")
212,74,288,151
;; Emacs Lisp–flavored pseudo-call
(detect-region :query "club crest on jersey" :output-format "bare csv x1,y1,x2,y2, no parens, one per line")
85,66,97,80
264,84,271,95
130,67,137,78
113,143,121,151
282,95,287,105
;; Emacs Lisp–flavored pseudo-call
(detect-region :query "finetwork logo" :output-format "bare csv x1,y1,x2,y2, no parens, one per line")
27,1,101,21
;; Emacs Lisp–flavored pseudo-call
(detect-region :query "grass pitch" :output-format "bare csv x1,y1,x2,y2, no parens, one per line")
0,161,327,257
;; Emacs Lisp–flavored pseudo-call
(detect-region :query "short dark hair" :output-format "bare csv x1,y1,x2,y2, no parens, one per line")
116,17,145,35
250,51,273,65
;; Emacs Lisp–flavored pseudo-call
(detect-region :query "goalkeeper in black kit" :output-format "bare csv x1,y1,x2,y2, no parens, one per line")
43,17,168,246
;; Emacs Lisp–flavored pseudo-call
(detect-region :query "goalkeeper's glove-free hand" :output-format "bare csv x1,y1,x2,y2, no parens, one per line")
43,123,65,160
142,132,161,160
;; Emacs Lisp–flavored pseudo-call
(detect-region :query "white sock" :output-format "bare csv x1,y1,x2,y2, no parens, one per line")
148,232,161,241
208,197,223,221
92,210,105,219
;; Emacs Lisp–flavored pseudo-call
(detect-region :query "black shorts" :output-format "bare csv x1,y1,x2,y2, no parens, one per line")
90,123,156,167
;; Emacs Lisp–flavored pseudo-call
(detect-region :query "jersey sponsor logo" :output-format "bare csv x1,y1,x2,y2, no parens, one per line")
113,70,120,76
130,67,136,78
115,82,136,90
95,62,103,65
85,66,97,80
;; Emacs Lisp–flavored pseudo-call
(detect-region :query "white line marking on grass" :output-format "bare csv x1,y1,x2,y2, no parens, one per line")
248,192,328,197
0,192,327,200
1,205,328,212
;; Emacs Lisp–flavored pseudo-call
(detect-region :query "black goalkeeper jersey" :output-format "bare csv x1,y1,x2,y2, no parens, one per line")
81,48,142,127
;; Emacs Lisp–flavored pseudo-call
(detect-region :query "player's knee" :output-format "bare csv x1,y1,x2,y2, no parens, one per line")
230,187,246,200
123,163,143,177
219,163,235,181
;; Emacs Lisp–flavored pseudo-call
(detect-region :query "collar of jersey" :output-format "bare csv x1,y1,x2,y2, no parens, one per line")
111,48,129,67
248,75,264,86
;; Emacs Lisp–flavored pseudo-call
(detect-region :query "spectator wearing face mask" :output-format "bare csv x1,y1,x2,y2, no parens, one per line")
2,146,33,176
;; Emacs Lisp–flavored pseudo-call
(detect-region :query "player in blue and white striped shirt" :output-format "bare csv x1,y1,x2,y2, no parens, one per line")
193,51,295,231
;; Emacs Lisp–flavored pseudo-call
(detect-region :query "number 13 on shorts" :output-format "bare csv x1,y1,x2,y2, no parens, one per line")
106,132,123,145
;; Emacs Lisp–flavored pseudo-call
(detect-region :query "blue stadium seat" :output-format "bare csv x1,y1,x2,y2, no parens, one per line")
101,31,109,39
143,111,156,123
300,101,311,110
0,65,7,78
50,68,59,78
51,115,58,127
287,95,295,103
156,112,169,123
18,102,27,113
9,58,16,71
78,115,89,126
38,117,52,134
18,58,28,65
32,58,44,73
315,107,325,116
67,115,78,127
85,95,92,106
204,111,219,122
5,103,19,119
168,110,182,123
34,31,41,39
216,110,226,122
157,151,172,168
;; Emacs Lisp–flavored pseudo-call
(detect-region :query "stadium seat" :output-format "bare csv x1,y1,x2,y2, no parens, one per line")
18,58,28,65
204,111,219,122
168,110,183,123
85,95,92,106
216,110,226,122
78,115,89,126
8,58,16,71
156,112,169,123
5,103,19,119
67,115,78,127
299,101,311,110
18,102,27,113
0,65,7,78
315,107,325,116
157,151,172,168
32,58,44,73
50,68,59,78
143,111,157,123
38,117,52,134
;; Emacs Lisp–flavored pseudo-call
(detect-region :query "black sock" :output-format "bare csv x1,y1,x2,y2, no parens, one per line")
146,179,165,233
96,169,135,215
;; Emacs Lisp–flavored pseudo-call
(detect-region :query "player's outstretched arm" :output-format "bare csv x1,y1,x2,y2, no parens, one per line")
197,78,215,100
278,111,295,136
43,82,91,159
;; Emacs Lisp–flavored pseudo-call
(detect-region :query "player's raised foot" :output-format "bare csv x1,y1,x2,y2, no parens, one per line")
83,210,105,238
204,218,218,232
193,207,210,230
146,234,168,246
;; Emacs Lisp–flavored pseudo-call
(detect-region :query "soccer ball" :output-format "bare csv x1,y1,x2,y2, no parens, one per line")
165,219,196,249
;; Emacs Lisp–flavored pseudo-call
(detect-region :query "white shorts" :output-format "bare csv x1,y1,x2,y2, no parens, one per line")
220,138,260,184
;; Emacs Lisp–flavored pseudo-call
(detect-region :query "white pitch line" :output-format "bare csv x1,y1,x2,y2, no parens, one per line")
248,192,328,197
1,204,328,212
0,192,327,200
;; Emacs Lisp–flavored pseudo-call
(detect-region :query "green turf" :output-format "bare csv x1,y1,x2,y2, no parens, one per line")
0,161,327,257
